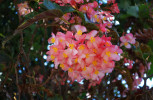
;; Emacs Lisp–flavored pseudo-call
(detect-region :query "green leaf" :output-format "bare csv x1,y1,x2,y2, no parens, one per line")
43,0,60,10
148,40,153,51
127,6,139,18
60,6,74,13
0,50,12,64
146,41,153,78
140,43,152,54
24,11,38,20
118,0,131,10
139,4,149,18
0,33,5,38
0,64,6,72
147,55,153,79
43,0,74,13
84,23,99,31
75,11,85,24
118,14,131,20
79,92,86,99
47,94,63,100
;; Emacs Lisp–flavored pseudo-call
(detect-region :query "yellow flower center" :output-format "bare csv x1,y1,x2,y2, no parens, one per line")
103,17,107,20
107,29,110,32
93,49,97,53
63,53,68,58
106,51,111,57
92,60,97,66
124,42,128,46
59,39,63,42
94,70,99,75
53,47,58,53
82,67,86,71
103,60,107,64
114,51,118,54
90,37,95,43
51,38,55,43
60,64,65,69
108,23,111,26
51,55,55,60
69,44,74,49
78,45,85,50
94,15,98,19
74,58,78,63
96,18,100,22
86,53,89,58
77,30,82,35
83,6,87,11
68,68,73,72
106,42,111,46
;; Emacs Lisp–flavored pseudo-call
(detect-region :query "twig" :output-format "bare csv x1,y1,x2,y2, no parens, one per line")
14,54,21,100
2,89,12,100
0,64,13,90
2,30,20,48
41,70,53,86
27,25,39,55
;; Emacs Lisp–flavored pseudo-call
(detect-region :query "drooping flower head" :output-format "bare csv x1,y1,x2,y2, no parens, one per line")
47,25,123,84
120,33,136,48
17,1,33,16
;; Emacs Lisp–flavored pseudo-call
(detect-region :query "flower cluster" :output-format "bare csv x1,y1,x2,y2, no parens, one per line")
124,58,134,69
47,25,122,82
55,13,82,24
51,0,119,33
51,0,87,6
132,73,142,90
77,1,117,33
120,33,136,48
17,1,33,16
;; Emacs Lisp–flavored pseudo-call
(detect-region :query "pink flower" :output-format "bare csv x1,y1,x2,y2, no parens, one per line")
62,0,71,4
74,0,84,3
110,3,120,13
147,62,151,70
48,33,56,44
79,5,88,13
124,58,133,69
47,25,123,82
108,0,116,4
62,13,71,21
88,1,98,8
71,25,87,40
132,73,142,90
126,33,136,44
68,71,83,82
17,1,33,16
85,30,99,48
139,63,145,77
99,23,108,33
120,33,136,48
36,74,44,83
69,16,82,24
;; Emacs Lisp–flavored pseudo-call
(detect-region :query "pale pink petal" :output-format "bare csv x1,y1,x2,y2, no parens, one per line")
90,30,98,37
125,43,131,48
98,72,104,78
66,31,73,38
87,41,93,48
120,36,127,43
72,49,78,56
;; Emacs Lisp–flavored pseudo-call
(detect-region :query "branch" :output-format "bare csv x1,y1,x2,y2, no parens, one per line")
2,10,63,48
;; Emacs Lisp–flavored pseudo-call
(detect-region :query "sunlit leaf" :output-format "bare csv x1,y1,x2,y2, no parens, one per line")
127,6,139,18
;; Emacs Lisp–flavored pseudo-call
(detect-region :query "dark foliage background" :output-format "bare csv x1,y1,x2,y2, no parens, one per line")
0,0,153,100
